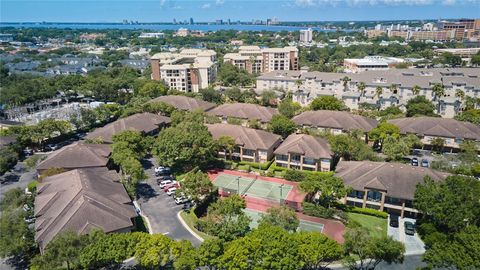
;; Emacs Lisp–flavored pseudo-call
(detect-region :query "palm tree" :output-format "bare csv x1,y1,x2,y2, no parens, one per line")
375,86,383,98
217,136,236,160
294,79,303,90
412,85,421,95
432,83,445,101
455,89,465,100
357,82,366,96
342,76,351,91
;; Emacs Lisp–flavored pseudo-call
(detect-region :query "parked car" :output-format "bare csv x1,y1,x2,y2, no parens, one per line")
389,215,399,228
411,158,418,166
175,196,189,204
163,183,179,192
158,179,176,188
421,159,429,168
183,201,195,211
23,148,33,156
155,167,171,176
404,221,415,235
157,175,174,181
166,187,177,196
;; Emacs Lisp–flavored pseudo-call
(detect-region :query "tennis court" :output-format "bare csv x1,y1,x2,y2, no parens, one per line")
213,173,293,202
243,208,324,232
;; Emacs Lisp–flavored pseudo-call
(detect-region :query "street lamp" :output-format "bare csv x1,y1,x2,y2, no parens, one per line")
237,176,240,194
279,184,284,202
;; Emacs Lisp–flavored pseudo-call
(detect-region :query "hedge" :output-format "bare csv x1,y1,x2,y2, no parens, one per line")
347,206,388,219
238,160,273,170
302,202,335,219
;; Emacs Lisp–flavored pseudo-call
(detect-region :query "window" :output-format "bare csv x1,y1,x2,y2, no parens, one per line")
349,190,364,199
276,154,288,161
303,157,316,165
367,190,382,202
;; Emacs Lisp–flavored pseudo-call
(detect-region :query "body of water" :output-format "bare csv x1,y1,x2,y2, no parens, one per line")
0,23,355,32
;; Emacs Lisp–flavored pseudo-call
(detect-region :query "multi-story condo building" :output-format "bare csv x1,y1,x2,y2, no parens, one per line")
150,49,217,92
274,134,332,172
388,117,480,151
335,161,449,218
206,123,282,163
299,28,313,43
256,68,480,117
223,46,299,74
207,103,278,128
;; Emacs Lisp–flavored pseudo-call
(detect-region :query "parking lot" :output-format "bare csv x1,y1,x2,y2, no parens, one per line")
137,158,201,246
387,216,425,255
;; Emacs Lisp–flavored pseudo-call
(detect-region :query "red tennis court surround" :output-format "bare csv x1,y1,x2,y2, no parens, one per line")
207,169,345,243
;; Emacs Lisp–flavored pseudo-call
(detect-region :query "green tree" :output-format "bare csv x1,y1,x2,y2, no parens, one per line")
295,231,343,270
414,175,480,233
171,240,198,270
382,135,410,161
197,238,225,270
406,95,437,117
180,170,215,203
134,234,173,268
328,134,378,162
357,82,366,96
218,63,254,87
375,86,383,98
431,83,445,101
153,121,217,170
412,85,421,95
258,206,299,232
368,121,400,149
310,96,346,111
196,194,251,241
136,81,166,98
278,98,302,118
300,173,350,208
343,227,405,270
268,114,297,138
260,90,277,106
217,135,236,160
430,137,445,153
455,109,480,125
200,87,223,104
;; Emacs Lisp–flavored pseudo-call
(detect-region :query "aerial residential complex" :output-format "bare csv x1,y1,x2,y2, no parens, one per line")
150,49,217,92
223,46,299,74
257,68,480,118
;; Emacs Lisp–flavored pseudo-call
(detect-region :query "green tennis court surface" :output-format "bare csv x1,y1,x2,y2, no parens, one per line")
213,173,293,201
243,209,324,232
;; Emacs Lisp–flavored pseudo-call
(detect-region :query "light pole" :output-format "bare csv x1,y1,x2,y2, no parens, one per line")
279,184,284,202
237,176,240,195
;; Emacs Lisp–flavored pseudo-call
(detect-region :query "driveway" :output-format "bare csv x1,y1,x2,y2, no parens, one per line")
388,216,425,255
137,157,201,246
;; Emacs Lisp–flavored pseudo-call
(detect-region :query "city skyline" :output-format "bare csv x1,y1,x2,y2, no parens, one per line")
1,0,479,23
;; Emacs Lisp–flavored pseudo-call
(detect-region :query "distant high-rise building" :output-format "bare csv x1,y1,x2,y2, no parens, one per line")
216,19,223,24
190,18,194,24
173,18,177,24
299,28,313,43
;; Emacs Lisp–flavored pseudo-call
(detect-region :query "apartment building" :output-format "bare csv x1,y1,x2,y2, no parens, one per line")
274,134,332,172
150,49,217,92
335,161,449,218
388,117,480,151
343,56,405,73
223,46,298,74
299,28,313,43
149,95,217,112
207,123,282,163
292,110,378,141
207,103,279,127
409,30,457,42
256,68,480,117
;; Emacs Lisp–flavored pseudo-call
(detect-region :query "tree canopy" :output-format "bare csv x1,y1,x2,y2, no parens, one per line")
310,96,347,111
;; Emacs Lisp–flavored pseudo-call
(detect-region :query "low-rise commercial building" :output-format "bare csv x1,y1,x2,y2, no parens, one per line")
207,123,282,163
343,56,405,73
335,161,449,218
274,134,332,171
388,117,480,151
223,46,298,74
34,167,137,252
150,49,217,92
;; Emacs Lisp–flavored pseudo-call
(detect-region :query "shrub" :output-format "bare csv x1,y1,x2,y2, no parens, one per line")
302,202,335,219
237,164,250,172
238,160,273,170
226,117,243,125
24,155,43,169
347,206,388,218
284,170,306,182
27,181,38,192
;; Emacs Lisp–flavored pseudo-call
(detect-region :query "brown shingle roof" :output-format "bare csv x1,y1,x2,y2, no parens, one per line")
292,110,378,132
149,95,216,111
34,167,137,250
208,103,279,123
85,113,171,143
274,134,332,159
334,161,449,200
388,117,480,140
206,123,281,150
36,142,111,172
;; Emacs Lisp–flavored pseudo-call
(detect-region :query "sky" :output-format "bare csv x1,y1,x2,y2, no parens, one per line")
0,0,479,22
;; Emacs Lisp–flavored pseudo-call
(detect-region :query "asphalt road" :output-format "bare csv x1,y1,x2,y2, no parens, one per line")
137,157,201,246
0,161,37,201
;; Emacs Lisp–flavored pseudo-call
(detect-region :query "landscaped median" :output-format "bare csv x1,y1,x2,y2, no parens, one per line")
178,210,214,241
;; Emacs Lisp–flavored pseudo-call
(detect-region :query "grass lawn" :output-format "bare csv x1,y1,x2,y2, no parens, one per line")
179,210,215,241
348,213,387,238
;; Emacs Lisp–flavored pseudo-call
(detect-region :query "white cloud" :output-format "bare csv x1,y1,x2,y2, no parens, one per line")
441,0,456,5
202,3,212,8
160,0,166,7
216,0,225,5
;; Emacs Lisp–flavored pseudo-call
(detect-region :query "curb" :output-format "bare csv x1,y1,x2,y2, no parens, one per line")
177,211,204,242
141,213,154,235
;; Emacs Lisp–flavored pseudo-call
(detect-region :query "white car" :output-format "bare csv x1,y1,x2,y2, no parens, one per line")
159,180,176,188
166,187,177,196
154,166,165,173
175,197,189,204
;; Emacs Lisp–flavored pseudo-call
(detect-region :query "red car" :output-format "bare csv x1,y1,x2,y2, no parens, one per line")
163,183,179,192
